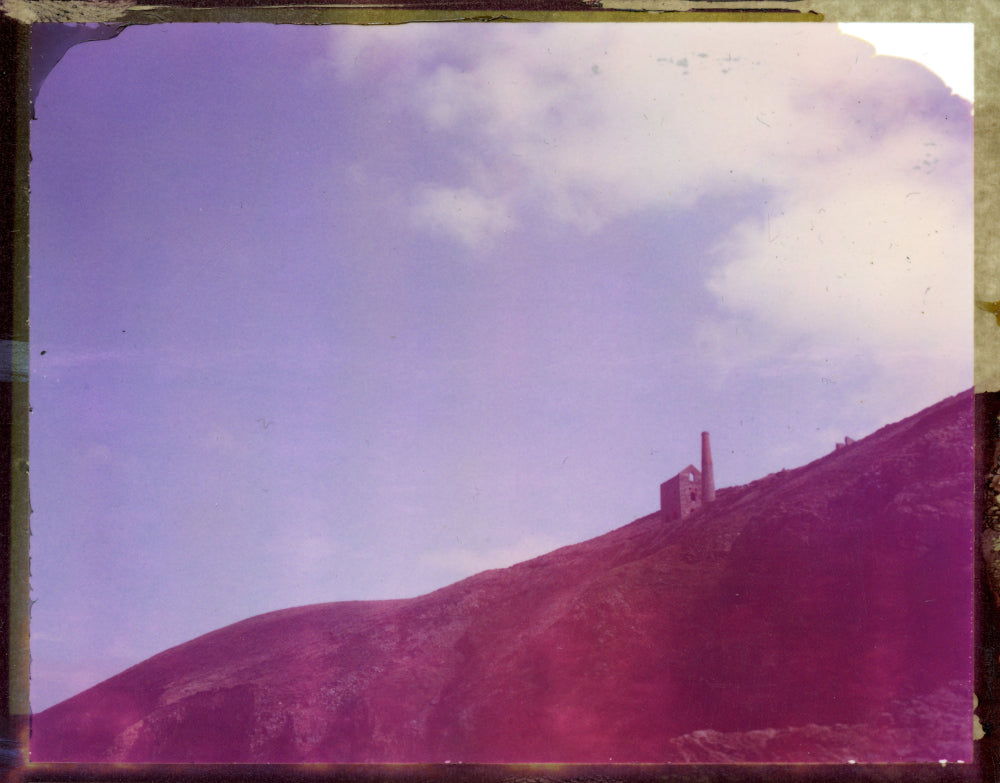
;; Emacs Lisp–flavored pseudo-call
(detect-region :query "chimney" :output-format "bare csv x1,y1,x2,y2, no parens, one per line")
701,431,716,504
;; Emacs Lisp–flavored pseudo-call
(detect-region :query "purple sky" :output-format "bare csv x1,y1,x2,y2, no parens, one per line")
28,23,973,712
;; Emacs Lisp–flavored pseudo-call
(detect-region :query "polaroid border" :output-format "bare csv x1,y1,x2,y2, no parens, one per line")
2,2,995,782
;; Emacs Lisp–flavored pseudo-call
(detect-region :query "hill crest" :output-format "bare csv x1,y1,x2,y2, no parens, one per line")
31,390,975,763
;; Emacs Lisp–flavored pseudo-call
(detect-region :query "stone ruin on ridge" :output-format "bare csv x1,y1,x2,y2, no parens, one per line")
661,431,716,521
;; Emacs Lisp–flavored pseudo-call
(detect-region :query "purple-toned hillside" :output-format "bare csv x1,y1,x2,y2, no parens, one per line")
31,392,974,763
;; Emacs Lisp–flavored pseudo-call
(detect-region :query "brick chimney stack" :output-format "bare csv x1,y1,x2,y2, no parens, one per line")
701,431,716,504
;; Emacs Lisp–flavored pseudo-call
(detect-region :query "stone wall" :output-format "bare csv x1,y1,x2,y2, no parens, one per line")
661,464,702,521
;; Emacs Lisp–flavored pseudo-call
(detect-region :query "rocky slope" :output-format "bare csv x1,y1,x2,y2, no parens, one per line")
30,391,974,763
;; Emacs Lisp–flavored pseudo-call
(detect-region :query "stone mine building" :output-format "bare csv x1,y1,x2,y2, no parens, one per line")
661,431,716,521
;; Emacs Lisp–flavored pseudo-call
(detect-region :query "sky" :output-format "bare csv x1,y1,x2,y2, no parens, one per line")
28,22,973,712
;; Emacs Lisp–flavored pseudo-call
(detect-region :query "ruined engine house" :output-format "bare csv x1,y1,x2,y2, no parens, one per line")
660,431,716,521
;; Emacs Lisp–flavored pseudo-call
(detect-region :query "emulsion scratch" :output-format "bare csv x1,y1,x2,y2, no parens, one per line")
976,300,1000,326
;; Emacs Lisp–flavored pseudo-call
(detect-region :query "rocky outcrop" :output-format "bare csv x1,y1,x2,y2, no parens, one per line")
666,681,971,763
31,391,974,763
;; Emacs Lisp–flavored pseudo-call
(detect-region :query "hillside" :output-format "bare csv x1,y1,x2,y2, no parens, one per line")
30,391,974,763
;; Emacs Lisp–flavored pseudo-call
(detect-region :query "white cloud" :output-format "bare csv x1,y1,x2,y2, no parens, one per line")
325,22,972,414
410,185,513,247
706,176,971,355
328,23,970,234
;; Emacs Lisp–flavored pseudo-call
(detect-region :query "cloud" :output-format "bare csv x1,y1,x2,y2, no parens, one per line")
324,22,972,416
410,185,513,247
326,23,969,235
700,113,971,416
706,176,971,354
